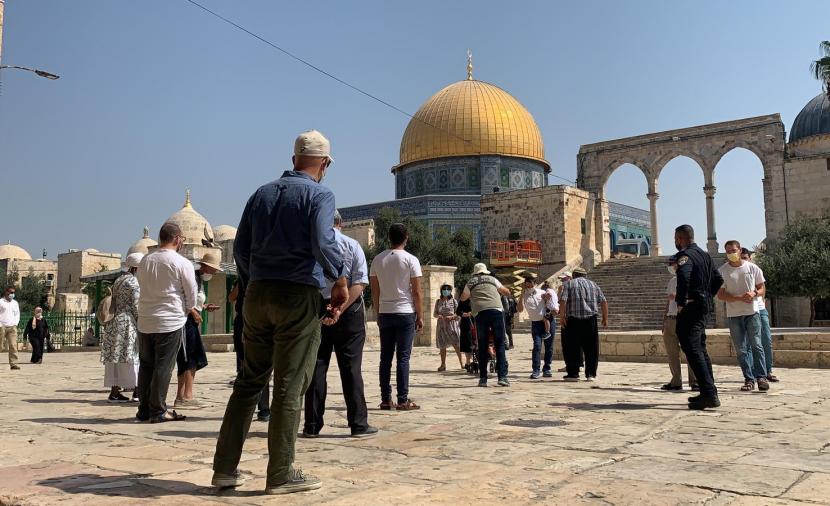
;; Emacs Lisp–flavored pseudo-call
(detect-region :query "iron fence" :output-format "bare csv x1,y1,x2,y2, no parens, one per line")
16,312,96,349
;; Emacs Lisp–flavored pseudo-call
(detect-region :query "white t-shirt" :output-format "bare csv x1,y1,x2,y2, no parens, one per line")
0,298,20,327
718,261,765,318
521,288,547,322
544,288,560,313
370,248,422,314
137,249,199,334
666,276,678,316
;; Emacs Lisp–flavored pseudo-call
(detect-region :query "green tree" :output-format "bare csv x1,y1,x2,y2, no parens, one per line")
17,269,50,313
755,215,830,326
810,41,830,95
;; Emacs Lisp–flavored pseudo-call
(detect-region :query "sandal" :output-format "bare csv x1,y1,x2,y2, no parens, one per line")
740,380,755,392
396,400,421,411
766,375,779,383
150,410,187,423
378,400,396,410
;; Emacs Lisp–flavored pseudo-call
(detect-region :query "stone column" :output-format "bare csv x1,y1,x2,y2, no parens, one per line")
703,184,718,254
646,191,660,257
416,265,456,347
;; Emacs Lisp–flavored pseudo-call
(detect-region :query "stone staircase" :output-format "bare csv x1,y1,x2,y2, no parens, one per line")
587,256,674,331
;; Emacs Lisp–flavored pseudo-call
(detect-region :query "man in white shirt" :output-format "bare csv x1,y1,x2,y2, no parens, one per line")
518,276,556,379
135,222,200,423
370,223,423,411
0,286,21,370
661,256,697,391
717,240,768,392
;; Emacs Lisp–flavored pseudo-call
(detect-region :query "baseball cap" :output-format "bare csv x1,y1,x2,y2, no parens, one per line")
294,130,333,161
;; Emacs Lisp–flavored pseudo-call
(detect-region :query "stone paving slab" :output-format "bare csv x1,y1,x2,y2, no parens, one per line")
1,335,829,505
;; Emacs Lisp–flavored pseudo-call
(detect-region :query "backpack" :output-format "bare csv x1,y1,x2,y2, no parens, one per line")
96,277,123,325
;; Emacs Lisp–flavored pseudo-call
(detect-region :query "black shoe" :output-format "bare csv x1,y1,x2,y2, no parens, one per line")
350,426,379,438
135,412,150,422
257,412,271,422
299,430,319,439
688,396,720,410
688,394,702,402
661,383,683,391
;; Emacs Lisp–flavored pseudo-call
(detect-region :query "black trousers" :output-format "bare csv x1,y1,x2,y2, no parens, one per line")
29,337,44,363
304,300,368,434
564,316,599,377
677,302,718,398
137,328,183,419
233,313,270,415
505,319,514,347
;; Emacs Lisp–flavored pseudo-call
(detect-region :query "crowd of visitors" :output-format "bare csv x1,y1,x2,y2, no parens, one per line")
1,131,785,496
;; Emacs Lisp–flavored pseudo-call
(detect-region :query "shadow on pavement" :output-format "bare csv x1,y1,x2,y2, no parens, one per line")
36,473,270,498
22,416,226,425
548,401,686,411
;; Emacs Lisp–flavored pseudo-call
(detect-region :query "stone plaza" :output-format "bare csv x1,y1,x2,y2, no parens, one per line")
1,341,829,505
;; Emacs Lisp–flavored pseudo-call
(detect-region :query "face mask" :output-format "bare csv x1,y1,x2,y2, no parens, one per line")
35,314,42,320
6,294,14,300
667,266,676,275
675,241,683,252
441,290,451,297
726,252,741,263
201,273,213,281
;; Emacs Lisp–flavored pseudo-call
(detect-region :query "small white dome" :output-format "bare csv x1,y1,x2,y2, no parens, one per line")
0,243,32,261
214,225,237,242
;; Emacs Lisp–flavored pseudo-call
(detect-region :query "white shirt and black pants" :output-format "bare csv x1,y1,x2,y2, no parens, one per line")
371,248,422,406
719,261,767,384
136,249,198,421
0,297,21,368
305,229,370,436
522,288,555,378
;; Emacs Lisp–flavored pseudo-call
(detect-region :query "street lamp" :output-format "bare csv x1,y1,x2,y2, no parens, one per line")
0,64,59,80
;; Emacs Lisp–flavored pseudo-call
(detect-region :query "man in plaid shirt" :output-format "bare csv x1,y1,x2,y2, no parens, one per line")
558,267,608,382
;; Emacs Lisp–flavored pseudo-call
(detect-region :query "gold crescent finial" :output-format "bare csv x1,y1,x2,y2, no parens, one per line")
466,49,473,80
184,189,192,208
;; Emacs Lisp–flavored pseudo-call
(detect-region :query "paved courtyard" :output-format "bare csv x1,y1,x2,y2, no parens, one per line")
1,336,829,505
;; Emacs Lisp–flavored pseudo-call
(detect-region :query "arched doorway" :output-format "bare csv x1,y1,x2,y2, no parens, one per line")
603,163,652,258
712,148,767,251
655,155,707,254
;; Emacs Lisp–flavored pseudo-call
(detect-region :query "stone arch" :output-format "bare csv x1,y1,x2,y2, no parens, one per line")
577,114,786,260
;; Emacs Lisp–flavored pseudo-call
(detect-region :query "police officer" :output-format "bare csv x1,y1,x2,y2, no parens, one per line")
673,224,724,410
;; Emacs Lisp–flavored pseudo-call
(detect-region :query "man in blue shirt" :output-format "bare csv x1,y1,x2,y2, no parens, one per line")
213,130,347,496
303,210,376,439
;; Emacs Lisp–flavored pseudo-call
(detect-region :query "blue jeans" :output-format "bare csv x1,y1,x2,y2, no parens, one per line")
727,313,766,381
531,320,553,375
378,313,416,404
475,309,508,381
759,309,773,375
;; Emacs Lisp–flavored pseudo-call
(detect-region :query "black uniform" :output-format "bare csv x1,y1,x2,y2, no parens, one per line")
674,243,724,400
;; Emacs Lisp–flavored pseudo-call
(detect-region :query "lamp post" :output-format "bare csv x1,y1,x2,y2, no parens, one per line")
0,1,60,81
0,64,59,79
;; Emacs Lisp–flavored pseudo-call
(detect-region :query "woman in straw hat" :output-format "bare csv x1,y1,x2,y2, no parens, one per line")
174,250,222,408
101,252,143,402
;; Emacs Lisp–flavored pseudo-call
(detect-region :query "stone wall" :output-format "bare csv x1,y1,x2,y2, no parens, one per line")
480,185,597,277
57,250,122,295
341,220,375,250
1,258,58,307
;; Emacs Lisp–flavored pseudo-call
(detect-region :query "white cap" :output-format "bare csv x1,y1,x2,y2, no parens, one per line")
125,252,144,269
472,262,491,275
558,271,572,279
294,130,333,161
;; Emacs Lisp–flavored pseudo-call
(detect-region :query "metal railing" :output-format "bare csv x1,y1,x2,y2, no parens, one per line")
16,312,96,349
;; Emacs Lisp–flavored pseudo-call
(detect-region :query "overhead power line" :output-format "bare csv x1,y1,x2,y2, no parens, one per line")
182,0,576,185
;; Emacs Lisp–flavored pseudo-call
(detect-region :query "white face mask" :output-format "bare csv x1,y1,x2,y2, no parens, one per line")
667,265,676,275
201,273,213,281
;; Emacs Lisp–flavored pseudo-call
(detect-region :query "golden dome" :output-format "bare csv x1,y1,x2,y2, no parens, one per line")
128,227,158,255
397,79,548,170
165,190,214,246
0,242,32,261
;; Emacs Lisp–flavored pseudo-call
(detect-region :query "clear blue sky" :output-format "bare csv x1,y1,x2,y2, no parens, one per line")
1,0,827,259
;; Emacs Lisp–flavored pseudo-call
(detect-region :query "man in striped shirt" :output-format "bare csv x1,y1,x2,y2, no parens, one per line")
559,267,608,382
